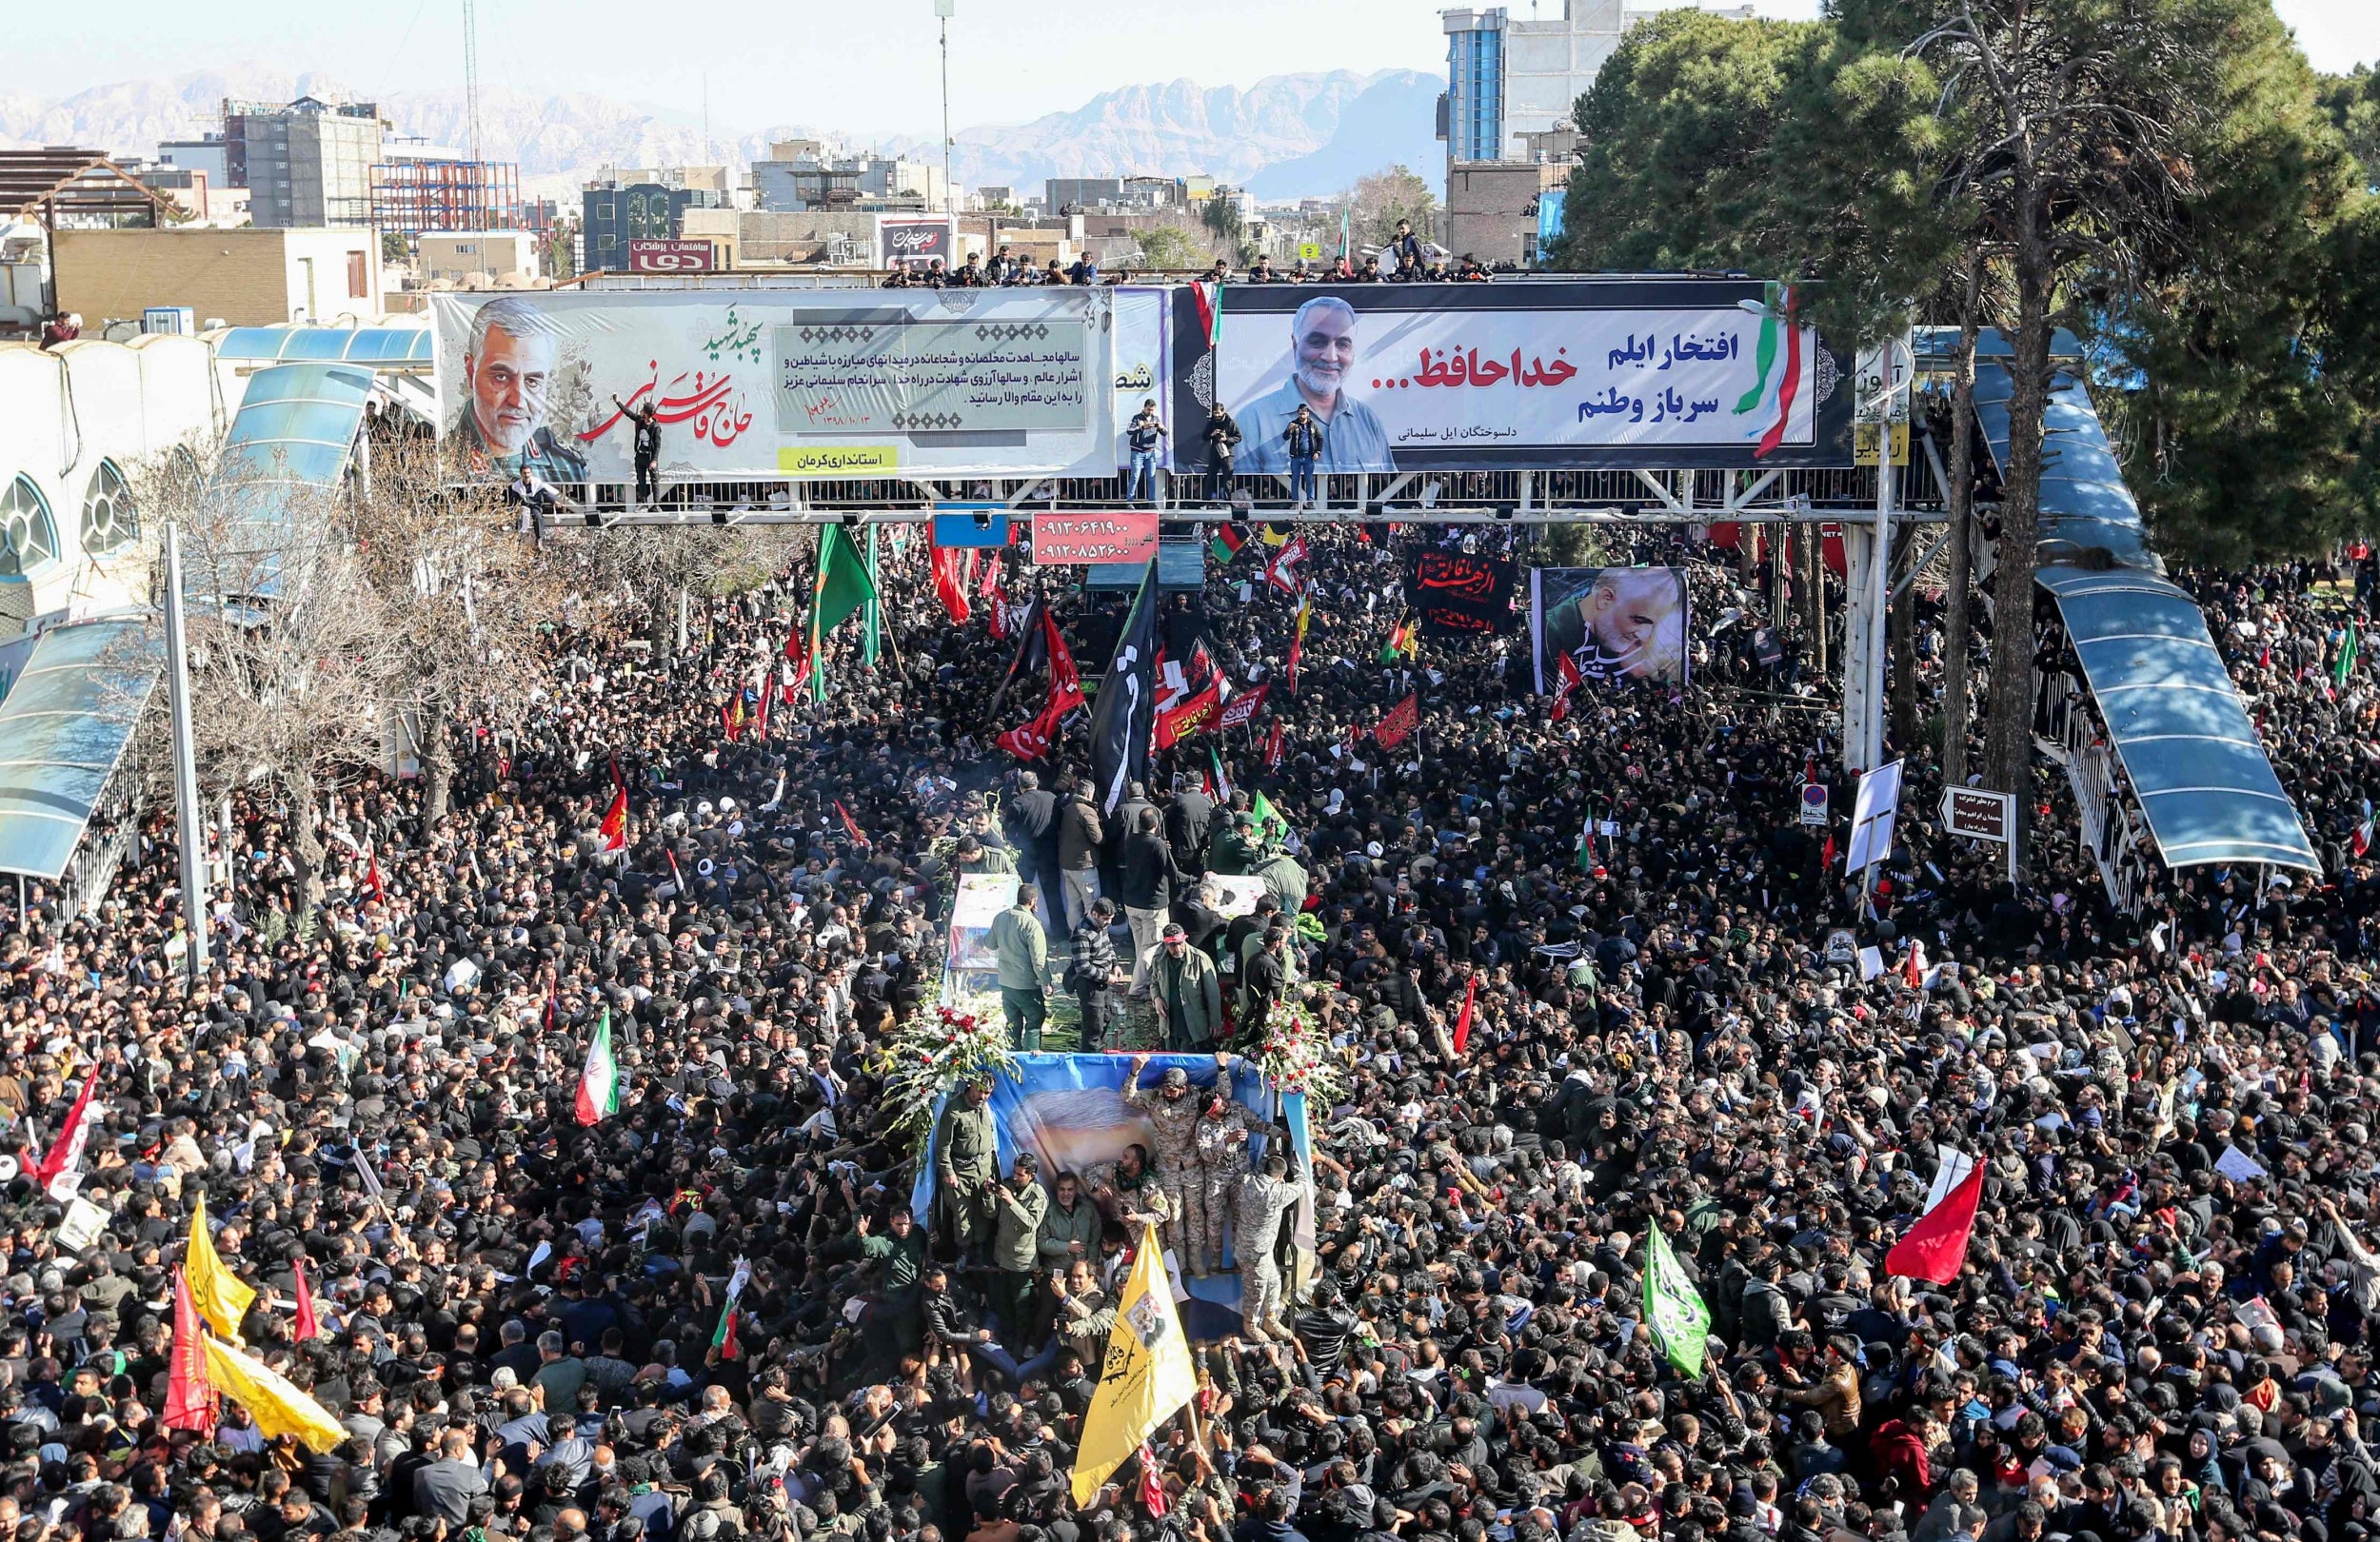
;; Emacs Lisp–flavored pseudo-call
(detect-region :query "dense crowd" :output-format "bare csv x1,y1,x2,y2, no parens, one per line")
882,225,1502,288
4,515,2380,1542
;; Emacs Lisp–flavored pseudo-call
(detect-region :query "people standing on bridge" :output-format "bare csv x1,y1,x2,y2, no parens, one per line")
612,393,662,508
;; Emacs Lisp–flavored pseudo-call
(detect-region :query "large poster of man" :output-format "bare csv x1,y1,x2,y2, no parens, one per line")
430,287,1115,484
1532,566,1692,690
907,1053,1315,1316
1177,277,1854,471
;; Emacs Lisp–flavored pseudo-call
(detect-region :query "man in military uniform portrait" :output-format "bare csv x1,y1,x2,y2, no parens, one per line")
452,296,588,485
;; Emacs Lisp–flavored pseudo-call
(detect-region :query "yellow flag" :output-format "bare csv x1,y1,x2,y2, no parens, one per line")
185,1196,256,1344
200,1335,347,1452
1069,1224,1199,1505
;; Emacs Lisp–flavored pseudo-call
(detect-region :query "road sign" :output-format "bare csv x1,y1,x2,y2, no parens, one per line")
1800,782,1828,825
931,505,1009,548
1030,513,1160,566
1940,786,2014,842
1942,785,2018,885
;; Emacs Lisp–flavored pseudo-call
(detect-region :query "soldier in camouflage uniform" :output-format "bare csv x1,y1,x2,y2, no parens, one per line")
1082,1144,1174,1234
1123,1055,1205,1265
1193,1079,1263,1276
931,1078,1001,1264
1237,1148,1310,1342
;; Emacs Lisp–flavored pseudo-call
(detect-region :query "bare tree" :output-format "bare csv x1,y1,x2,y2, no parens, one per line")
134,448,397,910
340,437,566,822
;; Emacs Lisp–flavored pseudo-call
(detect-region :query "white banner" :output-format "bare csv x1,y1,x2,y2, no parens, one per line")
1112,286,1168,470
1844,759,1904,876
1205,286,1830,473
430,287,1114,483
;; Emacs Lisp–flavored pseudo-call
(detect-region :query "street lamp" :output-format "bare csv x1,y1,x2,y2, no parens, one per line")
935,0,955,223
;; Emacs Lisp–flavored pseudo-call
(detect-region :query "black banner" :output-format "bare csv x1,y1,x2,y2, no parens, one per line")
1407,551,1517,638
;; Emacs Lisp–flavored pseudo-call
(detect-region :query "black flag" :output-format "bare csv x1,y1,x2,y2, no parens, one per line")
1089,565,1159,816
988,596,1049,720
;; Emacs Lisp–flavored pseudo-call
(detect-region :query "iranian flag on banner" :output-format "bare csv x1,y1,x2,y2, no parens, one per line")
1732,281,1807,459
574,1011,621,1126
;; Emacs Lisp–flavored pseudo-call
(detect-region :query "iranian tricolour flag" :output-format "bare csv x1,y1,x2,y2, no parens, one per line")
1732,281,1806,460
573,1010,621,1126
711,1257,751,1360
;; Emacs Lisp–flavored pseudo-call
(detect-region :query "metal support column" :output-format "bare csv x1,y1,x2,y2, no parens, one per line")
163,524,209,986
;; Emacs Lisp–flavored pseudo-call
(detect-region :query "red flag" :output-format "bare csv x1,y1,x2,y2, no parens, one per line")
29,1074,97,1193
1154,643,1228,751
723,696,747,741
836,801,871,848
998,695,1068,761
1044,608,1085,715
1451,974,1478,1055
365,855,385,902
1265,536,1307,596
1885,1161,1984,1284
1373,692,1419,750
600,789,629,855
1821,832,1837,872
787,635,813,696
164,1269,215,1434
932,545,974,624
1903,939,1927,990
1264,719,1285,770
1549,649,1584,724
292,1257,320,1342
666,850,686,897
1137,1444,1170,1516
978,551,1004,601
1220,682,1269,731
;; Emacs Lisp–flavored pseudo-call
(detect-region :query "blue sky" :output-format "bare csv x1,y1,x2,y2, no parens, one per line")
12,0,2377,138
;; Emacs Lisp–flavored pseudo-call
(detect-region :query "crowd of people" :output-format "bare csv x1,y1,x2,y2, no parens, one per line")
883,224,1501,288
5,508,2380,1542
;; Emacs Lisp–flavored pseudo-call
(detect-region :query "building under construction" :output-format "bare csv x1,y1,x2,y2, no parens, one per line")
370,159,522,238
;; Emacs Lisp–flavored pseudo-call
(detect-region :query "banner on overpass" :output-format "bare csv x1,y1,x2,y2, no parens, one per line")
1172,278,1854,472
429,287,1115,484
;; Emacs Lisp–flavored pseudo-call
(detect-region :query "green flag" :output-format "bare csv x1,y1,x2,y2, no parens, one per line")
1252,790,1287,844
1642,1222,1710,1375
863,525,882,667
1576,816,1596,875
807,524,880,702
2338,619,2359,691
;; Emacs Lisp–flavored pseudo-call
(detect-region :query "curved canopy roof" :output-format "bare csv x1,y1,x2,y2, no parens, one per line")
2038,565,2319,873
0,618,161,880
213,326,433,368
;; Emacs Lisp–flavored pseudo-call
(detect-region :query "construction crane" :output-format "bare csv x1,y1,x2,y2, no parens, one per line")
462,0,482,170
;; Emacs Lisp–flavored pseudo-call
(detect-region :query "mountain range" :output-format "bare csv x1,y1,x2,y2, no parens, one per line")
0,65,1446,205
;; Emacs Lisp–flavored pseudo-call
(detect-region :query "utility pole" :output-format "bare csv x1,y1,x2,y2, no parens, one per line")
936,0,956,221
163,524,209,988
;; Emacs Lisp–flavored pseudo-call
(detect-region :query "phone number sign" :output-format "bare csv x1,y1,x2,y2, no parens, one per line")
1030,513,1160,566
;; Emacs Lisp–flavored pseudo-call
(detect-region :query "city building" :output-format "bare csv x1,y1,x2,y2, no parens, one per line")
50,227,383,327
127,163,248,226
1443,160,1568,267
222,96,387,227
1440,3,1750,166
158,135,230,187
1043,176,1221,215
750,143,947,213
417,230,539,284
371,157,524,237
0,331,218,629
580,181,720,271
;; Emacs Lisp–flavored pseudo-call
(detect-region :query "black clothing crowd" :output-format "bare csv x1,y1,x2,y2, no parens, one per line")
4,518,2380,1542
